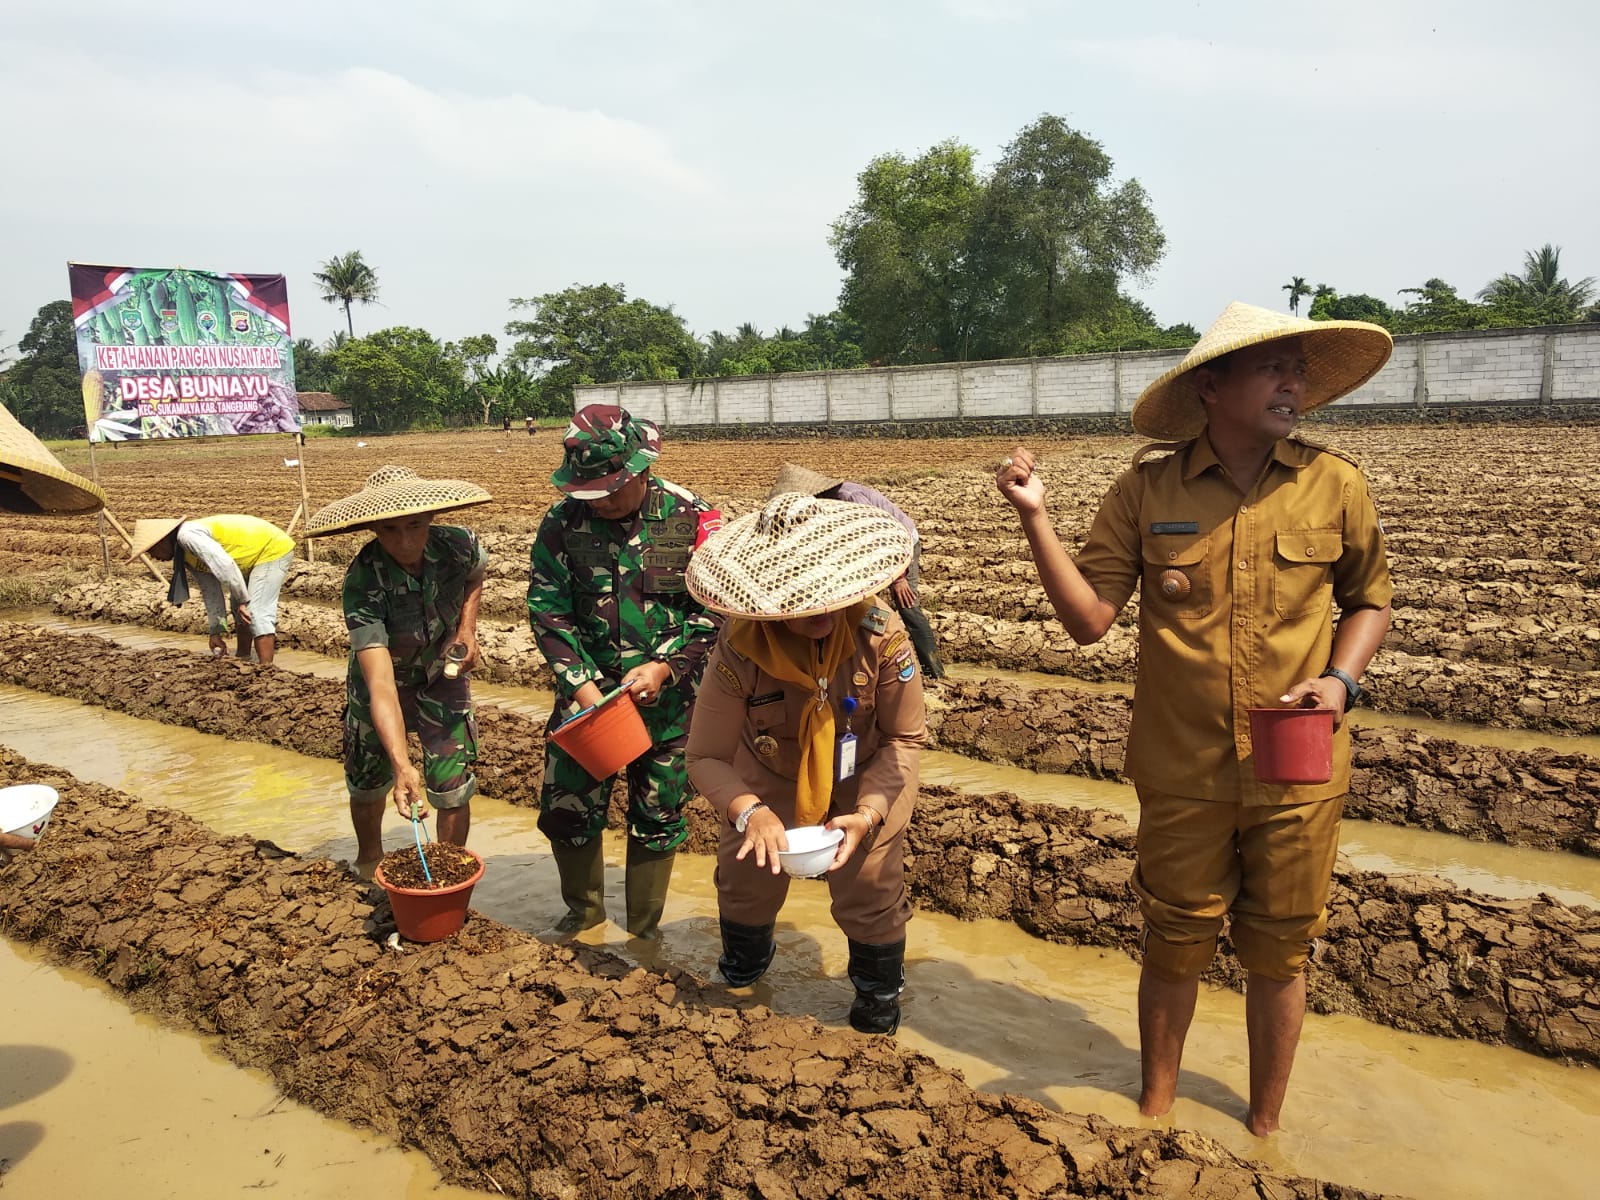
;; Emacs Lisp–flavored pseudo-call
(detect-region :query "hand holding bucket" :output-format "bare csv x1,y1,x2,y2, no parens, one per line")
1247,705,1334,784
551,682,652,780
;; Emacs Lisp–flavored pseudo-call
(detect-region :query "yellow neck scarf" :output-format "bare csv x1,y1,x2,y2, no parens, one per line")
727,601,867,826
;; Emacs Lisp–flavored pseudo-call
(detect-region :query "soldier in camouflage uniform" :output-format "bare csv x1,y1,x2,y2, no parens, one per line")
307,466,493,874
527,405,722,938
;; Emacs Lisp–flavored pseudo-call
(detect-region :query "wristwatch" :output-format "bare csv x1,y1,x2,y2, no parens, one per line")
1320,666,1365,708
733,802,767,834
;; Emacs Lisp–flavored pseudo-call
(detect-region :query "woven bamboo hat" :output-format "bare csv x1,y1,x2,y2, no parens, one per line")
306,466,491,537
686,493,912,620
768,462,842,500
0,403,106,515
1132,302,1394,440
127,517,187,559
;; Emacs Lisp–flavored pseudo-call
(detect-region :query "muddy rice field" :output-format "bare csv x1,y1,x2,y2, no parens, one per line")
2,421,1598,1199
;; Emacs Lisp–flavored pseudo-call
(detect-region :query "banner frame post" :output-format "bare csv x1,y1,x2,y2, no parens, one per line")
291,432,315,563
87,439,110,577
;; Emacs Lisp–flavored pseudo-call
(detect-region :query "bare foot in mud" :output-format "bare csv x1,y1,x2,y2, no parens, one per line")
1246,1111,1281,1138
352,857,381,882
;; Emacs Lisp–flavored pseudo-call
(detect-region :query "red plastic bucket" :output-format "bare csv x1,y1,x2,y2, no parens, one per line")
550,687,652,780
1247,707,1334,784
375,848,485,942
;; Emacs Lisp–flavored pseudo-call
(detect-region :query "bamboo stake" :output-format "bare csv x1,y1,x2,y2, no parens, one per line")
284,501,303,538
290,433,315,563
88,439,110,577
102,508,167,583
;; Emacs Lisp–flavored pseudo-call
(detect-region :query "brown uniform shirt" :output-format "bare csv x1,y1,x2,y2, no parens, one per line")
687,606,927,826
1075,434,1392,805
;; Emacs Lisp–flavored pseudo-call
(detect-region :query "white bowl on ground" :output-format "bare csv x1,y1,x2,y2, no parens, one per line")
0,784,59,841
778,825,844,878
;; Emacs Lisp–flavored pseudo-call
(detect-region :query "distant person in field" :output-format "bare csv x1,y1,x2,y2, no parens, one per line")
769,463,946,679
525,415,536,437
129,514,296,666
995,301,1394,1136
307,466,493,874
527,405,722,940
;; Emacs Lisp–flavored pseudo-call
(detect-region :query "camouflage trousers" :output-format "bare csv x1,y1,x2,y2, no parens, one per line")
344,675,478,809
539,694,692,852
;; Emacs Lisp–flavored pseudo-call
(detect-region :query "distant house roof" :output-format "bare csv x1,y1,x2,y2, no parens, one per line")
297,392,350,413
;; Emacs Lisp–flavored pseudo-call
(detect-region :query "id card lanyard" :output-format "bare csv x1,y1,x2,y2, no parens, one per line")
835,695,859,782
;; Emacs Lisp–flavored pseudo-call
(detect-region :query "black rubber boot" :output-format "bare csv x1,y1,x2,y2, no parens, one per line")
847,937,906,1034
549,837,606,935
718,918,776,987
624,841,676,940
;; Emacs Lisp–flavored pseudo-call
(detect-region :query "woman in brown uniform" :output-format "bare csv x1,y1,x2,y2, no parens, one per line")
685,493,926,1034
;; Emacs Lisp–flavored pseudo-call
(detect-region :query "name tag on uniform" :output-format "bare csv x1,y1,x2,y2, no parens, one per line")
1149,521,1200,535
835,732,858,782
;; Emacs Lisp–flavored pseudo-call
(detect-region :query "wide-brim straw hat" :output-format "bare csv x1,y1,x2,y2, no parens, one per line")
686,493,912,620
1132,301,1394,440
306,465,492,537
128,517,187,559
767,462,842,500
0,403,106,515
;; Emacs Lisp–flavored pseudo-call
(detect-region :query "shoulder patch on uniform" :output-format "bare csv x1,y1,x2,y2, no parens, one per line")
1132,440,1193,470
881,630,908,661
860,606,890,634
897,660,917,682
715,661,743,694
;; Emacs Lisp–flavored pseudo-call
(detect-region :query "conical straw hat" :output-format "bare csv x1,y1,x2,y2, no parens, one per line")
767,462,842,500
686,493,912,620
1132,301,1393,440
0,403,106,515
306,466,491,537
127,517,187,559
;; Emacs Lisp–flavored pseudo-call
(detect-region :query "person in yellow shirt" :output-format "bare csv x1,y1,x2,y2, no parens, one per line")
995,302,1394,1137
129,514,296,665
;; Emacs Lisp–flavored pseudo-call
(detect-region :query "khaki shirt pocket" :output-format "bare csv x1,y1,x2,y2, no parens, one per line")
1273,530,1342,619
749,694,799,778
1142,534,1214,619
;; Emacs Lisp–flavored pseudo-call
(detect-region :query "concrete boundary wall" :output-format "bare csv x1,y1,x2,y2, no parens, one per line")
577,323,1600,428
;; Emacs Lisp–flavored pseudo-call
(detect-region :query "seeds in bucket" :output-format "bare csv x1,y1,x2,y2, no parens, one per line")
379,843,478,889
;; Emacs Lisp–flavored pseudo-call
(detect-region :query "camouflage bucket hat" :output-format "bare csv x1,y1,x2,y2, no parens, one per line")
551,404,661,500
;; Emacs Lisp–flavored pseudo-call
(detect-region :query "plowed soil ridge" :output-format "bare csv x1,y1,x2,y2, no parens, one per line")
0,749,1393,1200
931,612,1600,733
2,624,1596,1063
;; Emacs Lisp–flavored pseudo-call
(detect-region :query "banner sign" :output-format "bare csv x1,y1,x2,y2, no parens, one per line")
68,263,299,441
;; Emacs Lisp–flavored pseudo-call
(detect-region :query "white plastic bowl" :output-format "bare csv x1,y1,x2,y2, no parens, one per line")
777,825,844,878
0,784,59,841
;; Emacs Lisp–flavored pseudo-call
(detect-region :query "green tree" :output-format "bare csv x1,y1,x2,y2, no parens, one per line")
1308,290,1395,324
831,116,1165,364
456,333,499,424
289,336,341,393
1282,276,1311,315
330,327,466,431
1476,244,1595,322
830,139,987,363
504,283,700,414
977,115,1165,356
7,300,83,436
314,251,381,337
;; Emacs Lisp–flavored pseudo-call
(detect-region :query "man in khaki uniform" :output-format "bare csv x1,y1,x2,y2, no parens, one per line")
996,302,1394,1135
686,494,926,1034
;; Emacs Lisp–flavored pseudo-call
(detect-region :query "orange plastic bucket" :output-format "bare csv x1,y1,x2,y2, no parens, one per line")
1247,707,1334,784
375,848,485,942
550,687,652,780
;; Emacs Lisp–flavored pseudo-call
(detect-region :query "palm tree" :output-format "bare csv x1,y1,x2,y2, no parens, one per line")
1477,244,1596,313
314,251,381,337
1282,276,1311,315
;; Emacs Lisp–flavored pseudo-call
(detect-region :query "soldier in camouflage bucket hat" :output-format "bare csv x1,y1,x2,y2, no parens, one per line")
529,404,722,939
550,404,662,500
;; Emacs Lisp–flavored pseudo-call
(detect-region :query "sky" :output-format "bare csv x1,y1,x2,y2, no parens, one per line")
2,0,1595,358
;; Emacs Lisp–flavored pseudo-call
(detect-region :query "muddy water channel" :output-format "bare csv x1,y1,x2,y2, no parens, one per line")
2,687,1598,1200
